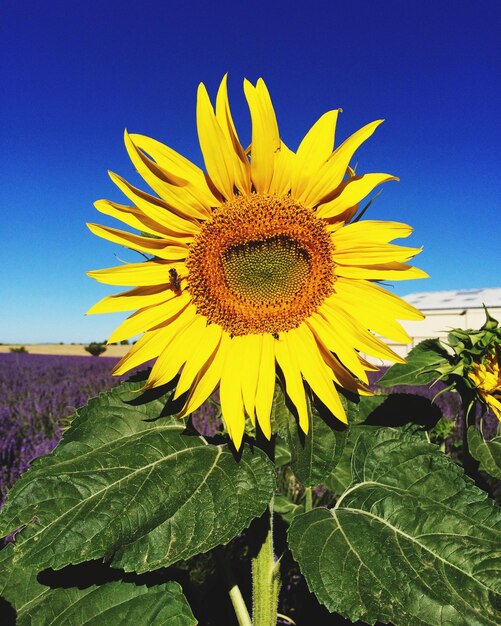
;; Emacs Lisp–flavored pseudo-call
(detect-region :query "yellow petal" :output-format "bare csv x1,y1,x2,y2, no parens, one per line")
291,109,341,199
317,344,371,396
220,337,246,449
180,332,229,417
87,261,185,286
330,205,359,224
174,323,223,398
124,132,211,220
325,297,411,345
275,335,309,433
301,120,384,207
316,173,398,219
109,171,202,233
124,131,186,187
269,141,294,196
239,334,263,424
306,313,369,382
146,315,208,388
111,327,169,376
320,301,406,363
329,279,422,344
108,292,191,343
244,78,280,193
332,242,423,265
112,305,198,375
87,223,189,261
129,133,220,209
332,220,414,244
215,74,251,194
94,199,174,239
254,334,275,439
286,326,346,423
335,262,429,281
87,285,174,315
336,278,424,320
197,82,236,200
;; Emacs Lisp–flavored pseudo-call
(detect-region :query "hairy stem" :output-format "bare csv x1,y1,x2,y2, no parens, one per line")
252,500,281,626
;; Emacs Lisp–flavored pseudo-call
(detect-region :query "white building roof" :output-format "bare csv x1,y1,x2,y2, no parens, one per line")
403,288,501,310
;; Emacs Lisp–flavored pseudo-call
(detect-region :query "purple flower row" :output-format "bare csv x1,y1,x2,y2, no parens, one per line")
0,353,131,506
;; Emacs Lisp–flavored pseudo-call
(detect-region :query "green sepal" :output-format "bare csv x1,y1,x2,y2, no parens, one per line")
481,305,499,331
447,308,500,362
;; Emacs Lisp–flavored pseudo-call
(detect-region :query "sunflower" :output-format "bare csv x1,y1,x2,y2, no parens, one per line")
468,350,501,420
87,76,426,448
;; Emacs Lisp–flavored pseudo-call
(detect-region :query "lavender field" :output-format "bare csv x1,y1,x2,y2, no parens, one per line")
0,352,225,509
0,353,134,506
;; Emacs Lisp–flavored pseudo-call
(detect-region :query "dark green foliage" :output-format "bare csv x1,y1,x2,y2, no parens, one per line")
272,384,346,487
0,378,275,573
378,339,450,387
1,331,500,625
9,346,28,354
0,376,276,625
0,544,196,626
289,426,501,625
468,427,501,479
84,341,107,356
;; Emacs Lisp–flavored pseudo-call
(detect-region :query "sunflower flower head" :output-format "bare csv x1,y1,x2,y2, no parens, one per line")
87,75,427,448
468,351,501,420
455,309,501,420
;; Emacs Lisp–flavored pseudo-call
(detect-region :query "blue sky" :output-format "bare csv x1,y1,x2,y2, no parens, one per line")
2,0,500,343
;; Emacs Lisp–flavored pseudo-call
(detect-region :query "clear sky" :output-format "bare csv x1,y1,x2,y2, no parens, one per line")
2,0,500,343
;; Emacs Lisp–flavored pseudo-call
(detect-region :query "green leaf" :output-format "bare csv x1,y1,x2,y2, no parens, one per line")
274,436,292,467
273,495,304,524
0,544,196,626
468,427,501,479
0,378,275,573
378,339,450,387
323,425,376,494
272,385,346,487
288,426,501,626
324,397,390,494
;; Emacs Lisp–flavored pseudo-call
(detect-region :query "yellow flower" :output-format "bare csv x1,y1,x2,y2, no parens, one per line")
87,76,426,448
468,351,501,420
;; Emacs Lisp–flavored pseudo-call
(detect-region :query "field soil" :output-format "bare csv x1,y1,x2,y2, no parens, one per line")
0,344,129,357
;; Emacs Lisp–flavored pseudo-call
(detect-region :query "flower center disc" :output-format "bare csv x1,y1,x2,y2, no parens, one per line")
186,194,335,335
222,236,310,303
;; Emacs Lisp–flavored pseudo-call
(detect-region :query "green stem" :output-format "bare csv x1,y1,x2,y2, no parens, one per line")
461,390,477,477
216,547,252,626
252,500,281,626
304,486,313,512
229,583,253,626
